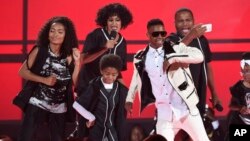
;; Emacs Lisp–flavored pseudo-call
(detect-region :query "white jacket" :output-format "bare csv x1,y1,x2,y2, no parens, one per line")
126,43,204,115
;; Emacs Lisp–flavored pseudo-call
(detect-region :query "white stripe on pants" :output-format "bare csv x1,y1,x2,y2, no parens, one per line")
156,113,210,141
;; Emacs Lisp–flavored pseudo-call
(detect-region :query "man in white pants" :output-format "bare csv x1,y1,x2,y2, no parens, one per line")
125,18,210,141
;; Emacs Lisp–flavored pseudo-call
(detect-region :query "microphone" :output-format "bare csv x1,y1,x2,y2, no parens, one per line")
209,98,223,112
110,30,117,40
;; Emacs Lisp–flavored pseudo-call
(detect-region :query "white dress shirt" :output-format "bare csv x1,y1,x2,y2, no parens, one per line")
145,45,189,121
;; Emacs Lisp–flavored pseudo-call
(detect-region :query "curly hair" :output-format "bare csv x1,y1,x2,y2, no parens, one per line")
99,54,123,72
36,16,78,58
95,3,133,29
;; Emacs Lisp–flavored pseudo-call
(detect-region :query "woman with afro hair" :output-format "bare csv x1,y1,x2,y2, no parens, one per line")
15,16,81,141
73,3,133,140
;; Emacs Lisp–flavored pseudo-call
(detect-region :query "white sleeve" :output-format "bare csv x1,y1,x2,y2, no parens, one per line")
166,42,204,64
126,58,139,103
73,101,95,122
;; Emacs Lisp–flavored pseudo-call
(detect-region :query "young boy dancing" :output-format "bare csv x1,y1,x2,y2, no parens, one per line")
73,54,128,141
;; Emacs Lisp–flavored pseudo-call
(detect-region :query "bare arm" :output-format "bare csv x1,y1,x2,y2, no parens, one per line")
181,24,206,45
207,62,221,106
81,48,108,64
229,105,242,111
81,40,117,64
71,48,81,86
18,47,57,86
230,105,250,115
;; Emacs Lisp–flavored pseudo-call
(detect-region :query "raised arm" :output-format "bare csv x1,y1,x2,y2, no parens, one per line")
181,24,206,45
71,48,81,85
166,43,204,64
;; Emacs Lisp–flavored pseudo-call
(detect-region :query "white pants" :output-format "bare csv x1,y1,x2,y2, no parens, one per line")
156,113,210,141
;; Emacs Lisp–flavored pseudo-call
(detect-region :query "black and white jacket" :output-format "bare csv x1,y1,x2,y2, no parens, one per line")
73,77,128,141
126,42,204,115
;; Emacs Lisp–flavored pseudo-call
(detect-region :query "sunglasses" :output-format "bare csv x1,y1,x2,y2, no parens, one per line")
151,31,167,37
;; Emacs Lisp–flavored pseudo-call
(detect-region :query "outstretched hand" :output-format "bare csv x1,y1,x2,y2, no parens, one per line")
189,24,206,38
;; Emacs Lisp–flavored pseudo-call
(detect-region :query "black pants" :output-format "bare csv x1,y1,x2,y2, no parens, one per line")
18,104,66,141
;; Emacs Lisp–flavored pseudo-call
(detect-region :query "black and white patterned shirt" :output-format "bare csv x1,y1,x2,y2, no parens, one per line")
29,47,71,113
